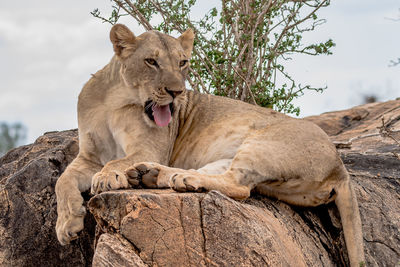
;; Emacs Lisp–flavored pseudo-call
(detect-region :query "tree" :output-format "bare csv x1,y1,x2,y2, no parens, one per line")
92,0,334,115
0,122,27,156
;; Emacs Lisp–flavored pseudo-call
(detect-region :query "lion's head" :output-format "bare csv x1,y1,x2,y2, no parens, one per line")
110,24,194,127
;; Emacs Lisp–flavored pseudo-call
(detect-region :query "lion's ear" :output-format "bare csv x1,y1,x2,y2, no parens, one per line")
178,29,195,58
110,24,136,60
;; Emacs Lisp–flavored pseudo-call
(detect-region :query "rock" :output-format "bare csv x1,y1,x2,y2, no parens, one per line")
306,99,400,266
92,233,146,267
0,130,96,267
89,190,341,266
0,99,399,266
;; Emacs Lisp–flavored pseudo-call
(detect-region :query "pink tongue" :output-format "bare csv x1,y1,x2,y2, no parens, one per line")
152,104,171,127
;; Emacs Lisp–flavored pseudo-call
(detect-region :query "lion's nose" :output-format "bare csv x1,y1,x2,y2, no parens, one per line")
165,87,184,98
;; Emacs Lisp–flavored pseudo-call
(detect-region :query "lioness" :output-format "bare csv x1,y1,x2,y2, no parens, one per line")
55,24,365,266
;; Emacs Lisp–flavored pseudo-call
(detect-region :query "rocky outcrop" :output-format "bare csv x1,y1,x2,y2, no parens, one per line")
92,233,146,267
307,100,400,266
89,189,345,266
0,100,399,266
0,130,96,267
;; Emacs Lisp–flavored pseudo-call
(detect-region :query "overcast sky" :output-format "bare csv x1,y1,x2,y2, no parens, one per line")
0,1,399,145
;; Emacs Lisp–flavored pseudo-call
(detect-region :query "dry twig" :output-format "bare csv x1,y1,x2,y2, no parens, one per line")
378,117,400,159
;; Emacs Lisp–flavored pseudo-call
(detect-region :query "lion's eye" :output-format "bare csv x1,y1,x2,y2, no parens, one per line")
145,58,158,67
179,60,188,68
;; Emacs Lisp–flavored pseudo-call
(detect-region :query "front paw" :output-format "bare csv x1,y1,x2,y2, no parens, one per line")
171,174,205,193
56,193,86,245
91,170,129,195
125,162,160,189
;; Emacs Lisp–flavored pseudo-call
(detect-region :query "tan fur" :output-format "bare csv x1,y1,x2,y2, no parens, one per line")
55,24,364,266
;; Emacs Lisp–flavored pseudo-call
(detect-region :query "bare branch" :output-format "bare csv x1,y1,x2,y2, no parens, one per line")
114,0,153,30
378,117,400,146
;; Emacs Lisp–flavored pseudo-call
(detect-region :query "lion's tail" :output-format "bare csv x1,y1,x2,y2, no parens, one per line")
334,168,365,267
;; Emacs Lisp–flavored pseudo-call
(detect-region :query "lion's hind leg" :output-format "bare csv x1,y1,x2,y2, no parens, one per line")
124,159,233,189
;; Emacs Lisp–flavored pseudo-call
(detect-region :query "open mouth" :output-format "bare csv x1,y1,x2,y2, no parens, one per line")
144,100,174,127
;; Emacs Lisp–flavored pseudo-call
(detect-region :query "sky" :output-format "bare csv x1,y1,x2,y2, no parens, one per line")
0,1,399,145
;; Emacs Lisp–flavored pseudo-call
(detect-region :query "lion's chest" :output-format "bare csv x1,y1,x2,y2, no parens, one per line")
92,129,126,166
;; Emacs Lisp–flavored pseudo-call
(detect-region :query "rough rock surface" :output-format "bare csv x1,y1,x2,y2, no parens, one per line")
0,99,399,266
306,99,400,266
0,130,96,267
89,190,343,267
92,233,146,267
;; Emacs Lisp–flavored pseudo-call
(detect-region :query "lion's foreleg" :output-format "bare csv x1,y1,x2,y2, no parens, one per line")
55,154,102,245
90,157,132,195
124,159,233,189
125,160,251,199
125,162,189,189
90,150,166,194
